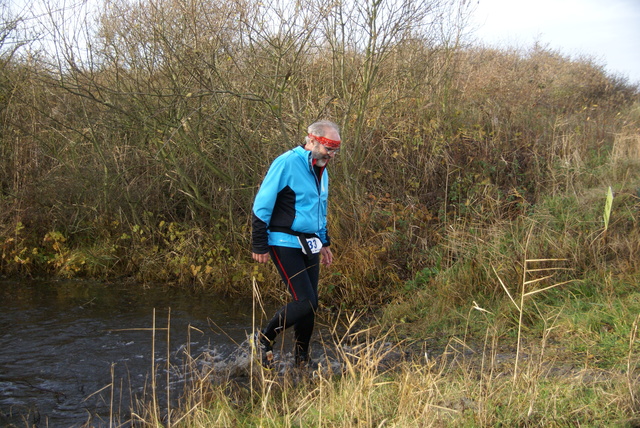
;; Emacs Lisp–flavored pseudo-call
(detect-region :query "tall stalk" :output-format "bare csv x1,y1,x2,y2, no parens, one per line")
494,225,574,384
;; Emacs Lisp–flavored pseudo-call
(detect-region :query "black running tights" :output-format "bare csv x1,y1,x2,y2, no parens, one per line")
262,246,320,357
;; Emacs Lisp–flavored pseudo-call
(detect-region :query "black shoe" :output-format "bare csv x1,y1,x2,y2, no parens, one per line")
295,352,319,370
252,331,275,369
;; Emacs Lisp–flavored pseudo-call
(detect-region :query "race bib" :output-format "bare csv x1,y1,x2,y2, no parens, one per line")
299,236,322,255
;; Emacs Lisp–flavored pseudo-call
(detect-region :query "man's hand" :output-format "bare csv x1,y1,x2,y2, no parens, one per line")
252,252,270,263
320,246,333,266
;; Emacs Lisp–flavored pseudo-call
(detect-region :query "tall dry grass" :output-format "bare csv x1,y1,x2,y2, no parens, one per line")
114,298,640,427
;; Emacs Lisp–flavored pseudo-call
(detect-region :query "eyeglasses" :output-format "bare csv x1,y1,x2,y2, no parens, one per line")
321,145,340,154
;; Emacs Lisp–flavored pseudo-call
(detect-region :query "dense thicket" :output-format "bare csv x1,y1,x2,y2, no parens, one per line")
1,0,638,306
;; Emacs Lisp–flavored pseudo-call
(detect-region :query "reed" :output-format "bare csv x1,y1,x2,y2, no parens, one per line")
139,301,638,427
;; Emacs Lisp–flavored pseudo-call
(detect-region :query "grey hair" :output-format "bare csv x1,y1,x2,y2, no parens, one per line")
305,120,340,144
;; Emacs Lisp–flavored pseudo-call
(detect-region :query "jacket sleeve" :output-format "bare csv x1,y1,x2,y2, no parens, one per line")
251,156,286,254
252,213,269,254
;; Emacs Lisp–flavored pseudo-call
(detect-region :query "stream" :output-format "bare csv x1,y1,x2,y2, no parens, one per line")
0,278,268,427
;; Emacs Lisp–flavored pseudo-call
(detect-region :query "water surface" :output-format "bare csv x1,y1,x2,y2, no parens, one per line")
0,278,260,427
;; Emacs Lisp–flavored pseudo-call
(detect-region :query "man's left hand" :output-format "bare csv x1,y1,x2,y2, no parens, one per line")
320,247,333,266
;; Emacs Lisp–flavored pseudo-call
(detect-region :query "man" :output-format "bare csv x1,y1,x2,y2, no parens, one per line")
251,120,340,369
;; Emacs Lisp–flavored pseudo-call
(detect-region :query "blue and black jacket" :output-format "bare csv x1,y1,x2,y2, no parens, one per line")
252,146,331,254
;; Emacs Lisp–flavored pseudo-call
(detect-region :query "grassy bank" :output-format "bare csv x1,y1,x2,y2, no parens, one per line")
130,271,640,427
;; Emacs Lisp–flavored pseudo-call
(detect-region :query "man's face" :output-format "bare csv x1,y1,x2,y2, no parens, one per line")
310,129,341,167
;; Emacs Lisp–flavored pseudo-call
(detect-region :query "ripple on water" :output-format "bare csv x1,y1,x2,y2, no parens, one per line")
0,278,260,427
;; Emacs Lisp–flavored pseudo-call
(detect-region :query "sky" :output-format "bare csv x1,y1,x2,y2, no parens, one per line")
468,0,640,84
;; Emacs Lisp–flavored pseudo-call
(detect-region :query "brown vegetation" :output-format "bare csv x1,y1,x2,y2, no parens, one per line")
2,1,636,298
2,0,640,425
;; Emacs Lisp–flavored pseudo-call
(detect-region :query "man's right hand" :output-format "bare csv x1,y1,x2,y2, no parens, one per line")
252,252,270,263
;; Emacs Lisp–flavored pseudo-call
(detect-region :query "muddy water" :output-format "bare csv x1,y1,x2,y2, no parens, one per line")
0,278,265,427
